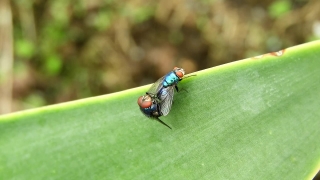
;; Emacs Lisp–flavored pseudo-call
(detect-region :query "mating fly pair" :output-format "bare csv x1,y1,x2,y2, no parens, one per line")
137,67,193,129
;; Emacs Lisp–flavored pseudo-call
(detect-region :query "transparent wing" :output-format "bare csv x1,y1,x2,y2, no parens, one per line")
158,86,175,116
147,76,166,95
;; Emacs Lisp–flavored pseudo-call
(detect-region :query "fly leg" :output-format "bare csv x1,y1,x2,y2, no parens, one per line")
155,117,172,129
176,74,196,92
176,86,189,93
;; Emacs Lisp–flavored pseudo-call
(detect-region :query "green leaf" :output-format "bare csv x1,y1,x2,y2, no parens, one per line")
268,0,292,18
15,39,35,58
1,41,320,179
44,54,63,76
91,11,112,31
121,5,155,23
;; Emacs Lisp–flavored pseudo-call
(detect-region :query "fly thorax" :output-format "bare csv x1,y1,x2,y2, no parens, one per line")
163,72,179,87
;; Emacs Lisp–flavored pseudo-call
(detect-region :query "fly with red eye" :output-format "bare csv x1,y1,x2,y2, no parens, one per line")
137,67,195,129
137,94,172,129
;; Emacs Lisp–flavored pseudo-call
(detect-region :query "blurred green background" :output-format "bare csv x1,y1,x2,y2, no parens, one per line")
0,0,320,114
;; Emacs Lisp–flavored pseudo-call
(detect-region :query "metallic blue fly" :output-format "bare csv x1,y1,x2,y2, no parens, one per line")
137,94,171,129
146,67,185,116
138,67,192,129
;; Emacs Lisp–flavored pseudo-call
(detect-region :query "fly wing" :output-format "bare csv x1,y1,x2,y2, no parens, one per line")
158,86,175,116
147,76,165,95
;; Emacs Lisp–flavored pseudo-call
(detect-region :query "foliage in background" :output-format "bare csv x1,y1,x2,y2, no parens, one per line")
8,0,320,112
1,41,320,179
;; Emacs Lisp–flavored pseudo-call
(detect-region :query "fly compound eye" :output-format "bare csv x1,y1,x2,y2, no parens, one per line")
137,95,152,108
175,70,184,78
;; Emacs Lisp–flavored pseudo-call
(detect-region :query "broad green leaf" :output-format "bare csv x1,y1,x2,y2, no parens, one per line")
1,41,320,179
